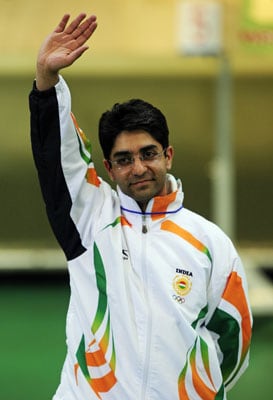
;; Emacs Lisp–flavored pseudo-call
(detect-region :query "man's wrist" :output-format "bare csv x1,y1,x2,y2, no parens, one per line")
35,66,59,91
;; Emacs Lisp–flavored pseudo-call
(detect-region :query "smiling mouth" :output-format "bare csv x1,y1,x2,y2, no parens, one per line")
130,179,154,187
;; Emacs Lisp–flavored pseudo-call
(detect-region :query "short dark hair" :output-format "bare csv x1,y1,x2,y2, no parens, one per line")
98,99,169,160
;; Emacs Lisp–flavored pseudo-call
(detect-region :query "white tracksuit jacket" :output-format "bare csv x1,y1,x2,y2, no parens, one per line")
29,76,252,400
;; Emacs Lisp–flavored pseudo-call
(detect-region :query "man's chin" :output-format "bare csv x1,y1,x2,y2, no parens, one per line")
130,187,156,205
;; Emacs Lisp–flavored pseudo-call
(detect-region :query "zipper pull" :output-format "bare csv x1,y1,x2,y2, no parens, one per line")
142,215,148,234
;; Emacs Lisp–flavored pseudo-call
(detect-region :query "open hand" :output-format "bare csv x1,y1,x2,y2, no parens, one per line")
36,13,97,90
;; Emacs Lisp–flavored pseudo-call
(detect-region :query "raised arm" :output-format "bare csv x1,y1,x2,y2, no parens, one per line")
36,13,97,90
30,13,105,260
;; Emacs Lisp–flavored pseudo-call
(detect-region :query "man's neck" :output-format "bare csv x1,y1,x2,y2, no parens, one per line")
137,201,148,213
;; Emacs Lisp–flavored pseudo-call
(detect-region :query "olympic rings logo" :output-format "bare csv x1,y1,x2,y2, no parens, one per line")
172,294,185,304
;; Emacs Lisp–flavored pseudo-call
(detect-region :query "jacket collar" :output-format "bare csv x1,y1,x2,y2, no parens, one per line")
117,174,184,220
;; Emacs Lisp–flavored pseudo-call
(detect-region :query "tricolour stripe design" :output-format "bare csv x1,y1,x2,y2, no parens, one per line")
70,112,101,187
71,112,92,164
86,167,101,187
207,271,252,387
161,220,212,262
191,305,209,329
222,272,252,372
178,273,251,397
74,243,117,398
103,215,132,230
178,337,225,400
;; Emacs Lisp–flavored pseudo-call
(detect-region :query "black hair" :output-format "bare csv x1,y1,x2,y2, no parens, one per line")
98,99,169,160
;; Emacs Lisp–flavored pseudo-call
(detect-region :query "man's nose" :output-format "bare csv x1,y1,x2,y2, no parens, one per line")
131,156,148,175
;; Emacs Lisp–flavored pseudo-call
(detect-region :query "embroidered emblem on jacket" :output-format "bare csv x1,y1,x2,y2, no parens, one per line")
173,272,192,297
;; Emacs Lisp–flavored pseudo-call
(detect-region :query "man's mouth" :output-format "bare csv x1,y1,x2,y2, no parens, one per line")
130,179,153,187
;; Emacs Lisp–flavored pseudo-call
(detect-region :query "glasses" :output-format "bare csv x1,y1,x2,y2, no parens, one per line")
108,147,167,171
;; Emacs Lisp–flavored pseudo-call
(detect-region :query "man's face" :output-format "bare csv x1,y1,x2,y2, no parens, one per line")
104,130,174,210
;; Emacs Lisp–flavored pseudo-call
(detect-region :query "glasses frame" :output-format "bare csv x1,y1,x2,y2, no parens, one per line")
108,147,167,171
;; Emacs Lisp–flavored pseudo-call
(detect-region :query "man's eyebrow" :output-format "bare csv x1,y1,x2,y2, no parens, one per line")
112,145,158,158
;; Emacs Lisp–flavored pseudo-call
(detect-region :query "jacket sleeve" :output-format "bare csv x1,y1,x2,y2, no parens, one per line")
206,243,253,390
29,75,108,260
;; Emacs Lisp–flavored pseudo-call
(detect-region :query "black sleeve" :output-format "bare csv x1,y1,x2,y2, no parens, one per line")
29,83,86,260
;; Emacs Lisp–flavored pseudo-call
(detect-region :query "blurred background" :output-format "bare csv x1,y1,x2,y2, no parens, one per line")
0,0,272,398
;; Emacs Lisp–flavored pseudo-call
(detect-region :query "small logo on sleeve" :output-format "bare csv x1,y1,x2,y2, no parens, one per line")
122,249,129,260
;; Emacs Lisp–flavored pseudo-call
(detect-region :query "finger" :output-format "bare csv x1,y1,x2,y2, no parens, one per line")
72,15,97,40
54,14,70,33
74,19,98,46
62,17,97,53
65,13,87,35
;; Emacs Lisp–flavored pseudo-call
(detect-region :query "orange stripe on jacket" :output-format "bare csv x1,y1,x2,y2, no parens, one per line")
90,370,117,396
178,380,190,400
178,366,190,400
85,348,106,367
151,191,177,220
222,271,252,356
70,112,87,143
161,220,207,254
191,358,217,400
120,215,132,227
86,167,101,187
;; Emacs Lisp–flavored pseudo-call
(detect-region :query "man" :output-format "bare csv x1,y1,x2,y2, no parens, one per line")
29,13,252,400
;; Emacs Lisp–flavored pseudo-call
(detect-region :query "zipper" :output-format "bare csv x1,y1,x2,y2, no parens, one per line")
141,303,152,399
142,214,148,234
140,213,152,398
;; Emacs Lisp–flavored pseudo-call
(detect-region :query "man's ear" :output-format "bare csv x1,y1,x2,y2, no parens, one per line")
103,159,115,181
165,146,174,170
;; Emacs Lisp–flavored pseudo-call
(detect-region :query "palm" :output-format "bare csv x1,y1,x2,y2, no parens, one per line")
38,13,97,73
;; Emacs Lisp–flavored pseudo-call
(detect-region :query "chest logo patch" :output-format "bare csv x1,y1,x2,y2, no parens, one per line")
173,274,192,297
